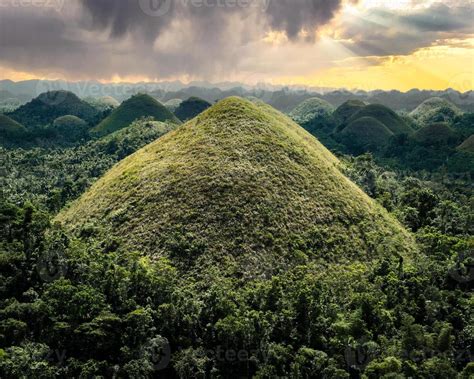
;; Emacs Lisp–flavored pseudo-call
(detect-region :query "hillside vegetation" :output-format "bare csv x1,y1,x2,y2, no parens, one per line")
457,134,474,153
0,114,27,141
59,97,414,276
91,94,180,136
347,104,414,135
174,96,212,122
289,97,334,125
339,116,394,153
410,97,463,125
414,123,458,146
8,91,97,128
0,98,472,378
333,99,366,125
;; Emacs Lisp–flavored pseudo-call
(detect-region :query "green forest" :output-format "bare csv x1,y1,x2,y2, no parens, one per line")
0,90,472,379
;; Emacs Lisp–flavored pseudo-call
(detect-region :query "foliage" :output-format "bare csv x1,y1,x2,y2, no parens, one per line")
91,94,180,136
0,97,472,378
174,97,212,122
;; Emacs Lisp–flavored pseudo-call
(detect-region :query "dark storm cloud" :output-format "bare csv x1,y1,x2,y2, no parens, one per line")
341,3,474,57
0,0,352,79
0,0,472,80
264,0,350,40
78,0,349,40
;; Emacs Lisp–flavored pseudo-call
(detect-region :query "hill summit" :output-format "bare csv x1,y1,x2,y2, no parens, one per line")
91,94,180,136
58,97,414,276
8,90,97,128
289,97,334,125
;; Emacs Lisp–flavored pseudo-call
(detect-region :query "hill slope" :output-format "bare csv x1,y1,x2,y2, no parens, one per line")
8,90,97,128
58,97,414,276
174,96,212,122
91,94,180,136
0,114,27,141
348,104,414,135
339,116,394,152
410,97,463,125
289,97,334,125
414,123,458,146
457,134,474,153
333,99,366,125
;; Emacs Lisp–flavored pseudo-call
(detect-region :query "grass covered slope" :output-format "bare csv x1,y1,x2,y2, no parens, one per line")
58,97,414,276
91,94,180,136
0,114,27,140
348,104,414,135
289,97,334,125
410,97,463,125
340,116,394,151
333,99,366,125
8,90,97,128
457,134,474,153
174,96,212,122
414,122,458,146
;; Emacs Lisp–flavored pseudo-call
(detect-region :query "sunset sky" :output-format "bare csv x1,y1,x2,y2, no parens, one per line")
0,0,472,91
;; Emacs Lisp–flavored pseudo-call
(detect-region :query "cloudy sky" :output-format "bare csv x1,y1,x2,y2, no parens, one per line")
0,0,472,90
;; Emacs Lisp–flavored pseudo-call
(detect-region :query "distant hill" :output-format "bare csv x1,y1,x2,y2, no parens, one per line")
339,116,394,153
410,97,463,125
457,134,474,153
414,123,458,146
348,104,414,135
51,115,89,142
8,90,97,129
174,96,212,122
164,98,183,113
84,96,120,111
289,97,334,125
333,99,366,126
0,114,27,141
58,97,415,276
91,94,180,136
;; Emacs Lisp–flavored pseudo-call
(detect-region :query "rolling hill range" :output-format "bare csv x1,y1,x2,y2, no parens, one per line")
7,90,97,128
174,96,212,122
58,97,414,277
91,94,180,136
347,104,414,135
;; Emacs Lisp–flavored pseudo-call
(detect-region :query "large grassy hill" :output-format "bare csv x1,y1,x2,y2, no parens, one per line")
414,122,458,146
174,96,212,122
58,97,414,277
410,97,463,125
8,90,97,128
0,114,27,141
91,94,180,136
348,104,414,135
333,99,365,125
339,116,394,152
289,97,334,125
